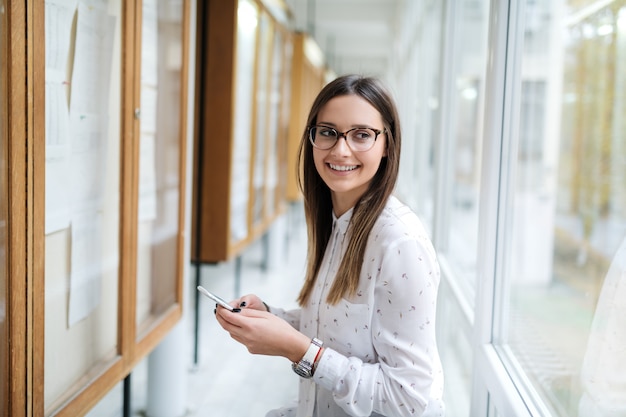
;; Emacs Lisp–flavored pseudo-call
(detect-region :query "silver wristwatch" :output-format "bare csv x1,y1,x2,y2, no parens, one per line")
292,338,323,379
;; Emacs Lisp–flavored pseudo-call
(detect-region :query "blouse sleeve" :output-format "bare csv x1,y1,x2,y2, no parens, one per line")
313,236,441,417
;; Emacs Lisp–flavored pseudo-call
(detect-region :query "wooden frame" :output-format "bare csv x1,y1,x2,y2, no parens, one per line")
6,2,30,416
2,1,191,415
0,0,8,413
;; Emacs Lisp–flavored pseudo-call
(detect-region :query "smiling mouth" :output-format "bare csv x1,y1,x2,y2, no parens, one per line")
329,163,358,172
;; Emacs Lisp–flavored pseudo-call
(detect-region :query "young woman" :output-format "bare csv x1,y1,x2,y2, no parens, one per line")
215,74,445,417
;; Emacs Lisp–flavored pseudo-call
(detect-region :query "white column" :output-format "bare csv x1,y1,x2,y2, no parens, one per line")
146,322,188,417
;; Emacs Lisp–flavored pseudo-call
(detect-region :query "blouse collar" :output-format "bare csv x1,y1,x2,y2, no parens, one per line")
332,206,354,235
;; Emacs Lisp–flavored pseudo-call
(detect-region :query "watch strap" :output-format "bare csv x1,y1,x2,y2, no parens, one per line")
292,338,323,378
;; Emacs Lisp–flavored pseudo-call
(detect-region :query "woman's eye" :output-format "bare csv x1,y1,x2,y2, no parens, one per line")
319,129,335,137
353,130,372,140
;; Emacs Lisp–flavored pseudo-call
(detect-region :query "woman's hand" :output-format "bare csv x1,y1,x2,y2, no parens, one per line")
215,305,310,363
231,294,268,312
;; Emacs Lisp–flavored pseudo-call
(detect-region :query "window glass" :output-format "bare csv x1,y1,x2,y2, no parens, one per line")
499,1,626,415
436,1,490,414
265,27,285,217
444,0,490,295
393,1,485,415
252,11,271,226
136,0,184,334
394,0,442,230
230,0,258,242
44,0,121,409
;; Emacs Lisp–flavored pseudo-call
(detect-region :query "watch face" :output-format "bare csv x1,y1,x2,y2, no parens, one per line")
292,361,313,378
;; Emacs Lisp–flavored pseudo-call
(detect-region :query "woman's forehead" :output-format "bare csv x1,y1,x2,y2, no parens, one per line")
317,95,383,126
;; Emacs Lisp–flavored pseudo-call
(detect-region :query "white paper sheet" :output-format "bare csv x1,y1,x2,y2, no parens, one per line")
44,0,76,234
139,132,158,221
67,0,116,325
68,210,103,326
138,0,158,221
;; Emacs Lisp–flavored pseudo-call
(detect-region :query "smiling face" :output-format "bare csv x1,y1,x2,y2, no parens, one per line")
313,94,387,216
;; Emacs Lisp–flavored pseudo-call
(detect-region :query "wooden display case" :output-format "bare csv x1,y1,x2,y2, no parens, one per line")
191,0,293,263
285,32,327,202
1,0,192,415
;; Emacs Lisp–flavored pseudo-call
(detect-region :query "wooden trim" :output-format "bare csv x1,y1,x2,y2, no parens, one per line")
206,0,237,261
47,358,124,417
32,0,46,414
190,0,205,264
0,1,8,411
192,0,237,263
7,1,29,416
119,0,139,362
176,0,191,304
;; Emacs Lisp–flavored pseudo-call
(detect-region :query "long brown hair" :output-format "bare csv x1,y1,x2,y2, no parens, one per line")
296,74,402,306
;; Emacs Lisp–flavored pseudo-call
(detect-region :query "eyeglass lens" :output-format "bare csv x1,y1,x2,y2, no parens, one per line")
309,126,380,151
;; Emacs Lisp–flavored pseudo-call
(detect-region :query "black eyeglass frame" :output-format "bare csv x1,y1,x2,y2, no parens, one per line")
307,125,387,151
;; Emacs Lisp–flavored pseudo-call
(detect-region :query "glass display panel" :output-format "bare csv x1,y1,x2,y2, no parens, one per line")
276,32,292,210
264,23,283,218
43,0,121,410
136,0,184,332
230,0,258,242
0,0,7,410
445,0,489,295
252,12,271,226
500,1,626,416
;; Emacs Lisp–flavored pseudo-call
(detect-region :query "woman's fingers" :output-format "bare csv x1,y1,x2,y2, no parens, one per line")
235,294,267,311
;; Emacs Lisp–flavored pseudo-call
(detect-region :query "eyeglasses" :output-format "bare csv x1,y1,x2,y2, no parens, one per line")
308,125,386,152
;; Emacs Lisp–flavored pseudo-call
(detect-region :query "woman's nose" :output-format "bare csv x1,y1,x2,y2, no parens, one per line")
330,136,351,155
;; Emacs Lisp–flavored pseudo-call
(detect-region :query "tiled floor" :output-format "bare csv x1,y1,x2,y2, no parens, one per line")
184,214,305,416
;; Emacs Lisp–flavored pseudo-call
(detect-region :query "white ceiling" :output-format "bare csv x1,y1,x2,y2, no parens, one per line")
283,0,400,77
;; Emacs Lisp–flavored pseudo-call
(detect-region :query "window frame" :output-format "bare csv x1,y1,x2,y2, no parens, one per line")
471,0,561,415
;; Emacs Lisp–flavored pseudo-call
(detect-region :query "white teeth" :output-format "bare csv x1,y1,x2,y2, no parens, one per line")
329,164,358,171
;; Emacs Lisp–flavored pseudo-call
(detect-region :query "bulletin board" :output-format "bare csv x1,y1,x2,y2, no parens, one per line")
0,0,191,416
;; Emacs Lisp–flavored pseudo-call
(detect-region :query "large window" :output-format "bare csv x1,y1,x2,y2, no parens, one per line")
391,1,491,416
376,0,626,415
437,2,491,416
393,1,444,229
444,0,490,297
496,1,626,416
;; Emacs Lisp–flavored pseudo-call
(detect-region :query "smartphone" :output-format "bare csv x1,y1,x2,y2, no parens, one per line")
197,285,238,312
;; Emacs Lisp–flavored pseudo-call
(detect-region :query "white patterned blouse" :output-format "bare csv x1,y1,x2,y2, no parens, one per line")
267,196,445,417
